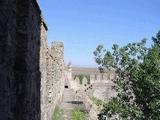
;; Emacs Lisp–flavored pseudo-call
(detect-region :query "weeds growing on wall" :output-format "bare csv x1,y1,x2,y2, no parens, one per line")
91,97,104,108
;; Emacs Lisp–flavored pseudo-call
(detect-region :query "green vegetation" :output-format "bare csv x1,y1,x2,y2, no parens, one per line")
71,109,86,120
94,31,160,120
74,74,90,85
52,106,64,120
91,97,103,108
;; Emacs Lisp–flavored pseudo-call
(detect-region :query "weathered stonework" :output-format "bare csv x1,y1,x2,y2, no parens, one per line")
44,41,65,120
0,0,41,120
40,20,65,120
65,66,116,101
0,1,65,120
40,19,48,120
67,67,117,120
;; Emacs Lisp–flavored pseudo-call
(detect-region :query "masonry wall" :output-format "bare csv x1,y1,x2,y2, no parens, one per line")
0,0,41,120
40,20,48,120
40,21,65,120
46,42,65,120
0,1,17,119
0,0,65,120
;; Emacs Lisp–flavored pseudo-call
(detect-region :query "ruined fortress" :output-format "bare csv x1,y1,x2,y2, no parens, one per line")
0,1,115,120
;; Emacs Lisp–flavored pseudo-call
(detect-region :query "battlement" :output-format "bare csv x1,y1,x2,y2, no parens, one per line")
51,41,64,47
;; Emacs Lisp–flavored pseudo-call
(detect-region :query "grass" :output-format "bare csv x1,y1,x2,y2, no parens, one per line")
91,97,103,108
52,106,64,120
71,109,86,120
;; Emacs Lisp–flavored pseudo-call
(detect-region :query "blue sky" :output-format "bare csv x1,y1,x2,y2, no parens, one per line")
38,0,160,67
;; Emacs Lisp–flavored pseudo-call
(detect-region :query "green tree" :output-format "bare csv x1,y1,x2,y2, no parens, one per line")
94,32,160,120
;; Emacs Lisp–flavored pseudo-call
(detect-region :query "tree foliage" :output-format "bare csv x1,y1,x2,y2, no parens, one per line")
94,31,160,120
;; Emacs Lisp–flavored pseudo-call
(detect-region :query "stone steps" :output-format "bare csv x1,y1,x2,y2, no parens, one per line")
58,88,86,120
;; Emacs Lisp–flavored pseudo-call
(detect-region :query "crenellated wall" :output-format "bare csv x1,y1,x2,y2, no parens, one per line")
65,66,116,101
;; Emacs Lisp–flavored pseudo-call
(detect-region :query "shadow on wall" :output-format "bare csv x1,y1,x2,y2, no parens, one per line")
0,0,41,120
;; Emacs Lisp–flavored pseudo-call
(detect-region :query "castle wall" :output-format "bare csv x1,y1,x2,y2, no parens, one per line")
40,19,48,120
0,0,65,120
0,1,17,120
65,67,116,101
46,42,65,120
40,22,65,120
0,0,41,120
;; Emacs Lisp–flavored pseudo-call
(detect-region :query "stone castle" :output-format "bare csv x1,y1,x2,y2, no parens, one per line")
0,1,115,120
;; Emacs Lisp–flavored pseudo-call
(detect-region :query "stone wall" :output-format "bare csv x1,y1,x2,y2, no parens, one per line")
40,20,65,120
40,18,48,120
76,90,100,120
71,67,116,85
65,66,117,101
45,42,65,120
0,0,65,120
0,0,41,120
